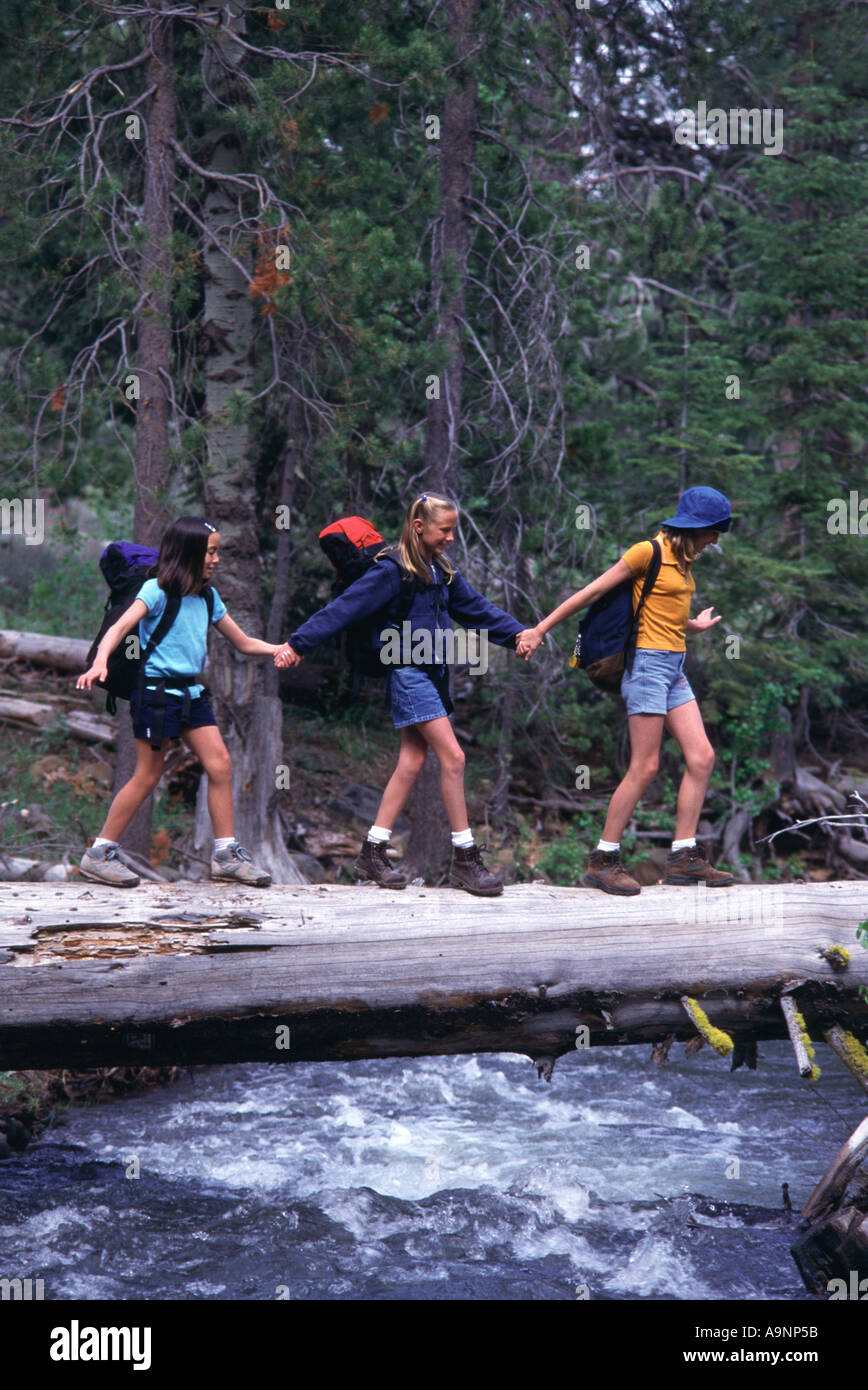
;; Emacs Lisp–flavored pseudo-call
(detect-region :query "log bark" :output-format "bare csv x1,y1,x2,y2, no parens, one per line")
0,630,92,670
800,1116,868,1225
0,697,114,743
0,880,865,1069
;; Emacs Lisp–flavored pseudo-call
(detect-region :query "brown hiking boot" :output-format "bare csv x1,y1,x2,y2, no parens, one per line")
450,843,503,897
354,839,407,889
664,846,734,887
581,848,641,896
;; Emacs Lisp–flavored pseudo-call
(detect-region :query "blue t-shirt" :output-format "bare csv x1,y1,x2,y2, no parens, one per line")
135,579,227,697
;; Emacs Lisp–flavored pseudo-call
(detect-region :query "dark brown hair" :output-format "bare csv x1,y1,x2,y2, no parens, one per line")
154,515,217,596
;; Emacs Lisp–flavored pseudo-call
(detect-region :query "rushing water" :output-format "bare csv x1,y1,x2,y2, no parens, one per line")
1,1042,862,1301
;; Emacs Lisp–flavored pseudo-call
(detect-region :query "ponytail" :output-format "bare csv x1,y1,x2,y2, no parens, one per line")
382,493,458,584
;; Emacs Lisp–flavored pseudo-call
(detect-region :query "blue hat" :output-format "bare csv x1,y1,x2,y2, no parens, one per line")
662,485,731,532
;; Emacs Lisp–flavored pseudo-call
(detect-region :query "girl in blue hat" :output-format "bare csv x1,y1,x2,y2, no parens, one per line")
519,486,734,895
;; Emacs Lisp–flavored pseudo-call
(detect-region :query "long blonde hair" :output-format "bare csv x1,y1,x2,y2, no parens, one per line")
381,493,458,583
660,525,701,577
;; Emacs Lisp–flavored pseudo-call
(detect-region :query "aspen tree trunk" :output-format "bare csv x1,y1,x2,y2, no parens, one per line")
405,0,479,882
191,0,303,883
117,0,176,861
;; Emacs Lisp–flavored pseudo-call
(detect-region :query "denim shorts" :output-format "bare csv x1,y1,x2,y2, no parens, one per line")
387,666,454,729
620,649,696,716
130,688,217,742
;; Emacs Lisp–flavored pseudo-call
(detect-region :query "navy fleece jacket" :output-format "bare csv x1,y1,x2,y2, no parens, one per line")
289,554,524,657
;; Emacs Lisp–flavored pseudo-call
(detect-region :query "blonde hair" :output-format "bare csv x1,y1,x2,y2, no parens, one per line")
381,493,458,584
661,525,701,576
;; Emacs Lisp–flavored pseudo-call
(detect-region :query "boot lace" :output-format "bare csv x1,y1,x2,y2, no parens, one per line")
228,843,255,864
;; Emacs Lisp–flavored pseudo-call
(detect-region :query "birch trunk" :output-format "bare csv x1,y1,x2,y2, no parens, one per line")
192,0,303,883
406,0,480,881
117,0,176,860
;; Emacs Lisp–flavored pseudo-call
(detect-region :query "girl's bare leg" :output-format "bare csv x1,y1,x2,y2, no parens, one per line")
663,699,715,840
416,715,468,832
181,724,234,839
98,740,167,842
600,714,665,843
372,725,429,828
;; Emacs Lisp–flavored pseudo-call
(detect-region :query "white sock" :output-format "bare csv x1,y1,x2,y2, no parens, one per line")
671,837,696,852
367,825,392,844
596,839,619,852
92,837,117,849
452,829,474,848
214,836,235,852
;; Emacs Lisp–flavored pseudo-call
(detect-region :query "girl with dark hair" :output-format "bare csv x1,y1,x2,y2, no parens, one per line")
76,516,281,888
518,486,735,895
275,493,538,896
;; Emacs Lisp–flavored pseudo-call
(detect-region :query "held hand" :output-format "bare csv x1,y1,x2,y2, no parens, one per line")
76,661,107,691
515,627,543,661
274,643,303,670
693,607,722,632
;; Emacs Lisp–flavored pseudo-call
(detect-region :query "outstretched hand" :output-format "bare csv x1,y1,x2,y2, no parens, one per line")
274,643,303,669
692,607,722,632
76,661,107,691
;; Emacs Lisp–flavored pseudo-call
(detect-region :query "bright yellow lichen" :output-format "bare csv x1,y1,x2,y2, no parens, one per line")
822,944,850,970
836,1029,868,1082
682,997,734,1057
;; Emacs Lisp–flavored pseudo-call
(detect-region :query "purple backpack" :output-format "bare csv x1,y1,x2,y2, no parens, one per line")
85,542,213,712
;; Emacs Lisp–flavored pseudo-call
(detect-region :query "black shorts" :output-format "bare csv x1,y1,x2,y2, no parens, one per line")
130,688,217,743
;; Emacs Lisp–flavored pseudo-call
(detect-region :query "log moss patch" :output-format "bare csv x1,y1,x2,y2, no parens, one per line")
682,996,734,1057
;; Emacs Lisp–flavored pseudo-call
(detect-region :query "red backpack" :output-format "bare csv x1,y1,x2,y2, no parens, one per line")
318,516,418,691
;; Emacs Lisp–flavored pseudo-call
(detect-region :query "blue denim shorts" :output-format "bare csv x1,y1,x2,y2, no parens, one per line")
620,649,696,716
130,688,217,742
387,666,454,729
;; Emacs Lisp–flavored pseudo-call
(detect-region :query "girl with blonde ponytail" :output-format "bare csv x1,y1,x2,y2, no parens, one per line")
276,494,538,895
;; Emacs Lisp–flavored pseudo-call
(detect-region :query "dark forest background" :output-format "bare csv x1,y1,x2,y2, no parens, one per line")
0,0,866,886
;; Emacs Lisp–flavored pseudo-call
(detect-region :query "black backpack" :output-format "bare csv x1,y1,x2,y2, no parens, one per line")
570,539,662,692
86,541,213,744
318,516,418,693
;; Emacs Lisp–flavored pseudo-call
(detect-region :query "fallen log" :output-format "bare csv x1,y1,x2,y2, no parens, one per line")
791,1115,868,1294
0,880,866,1070
0,629,92,672
0,696,115,743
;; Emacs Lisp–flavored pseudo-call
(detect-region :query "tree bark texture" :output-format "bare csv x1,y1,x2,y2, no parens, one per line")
1,880,866,1069
120,0,177,859
192,1,303,882
408,0,480,881
423,0,479,501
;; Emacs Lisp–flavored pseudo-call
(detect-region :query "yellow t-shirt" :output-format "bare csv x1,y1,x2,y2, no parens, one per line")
620,532,694,652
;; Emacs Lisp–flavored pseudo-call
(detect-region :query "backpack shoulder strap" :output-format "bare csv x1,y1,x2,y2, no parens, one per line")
204,586,215,623
628,539,662,647
374,552,418,621
636,538,662,611
140,592,182,666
